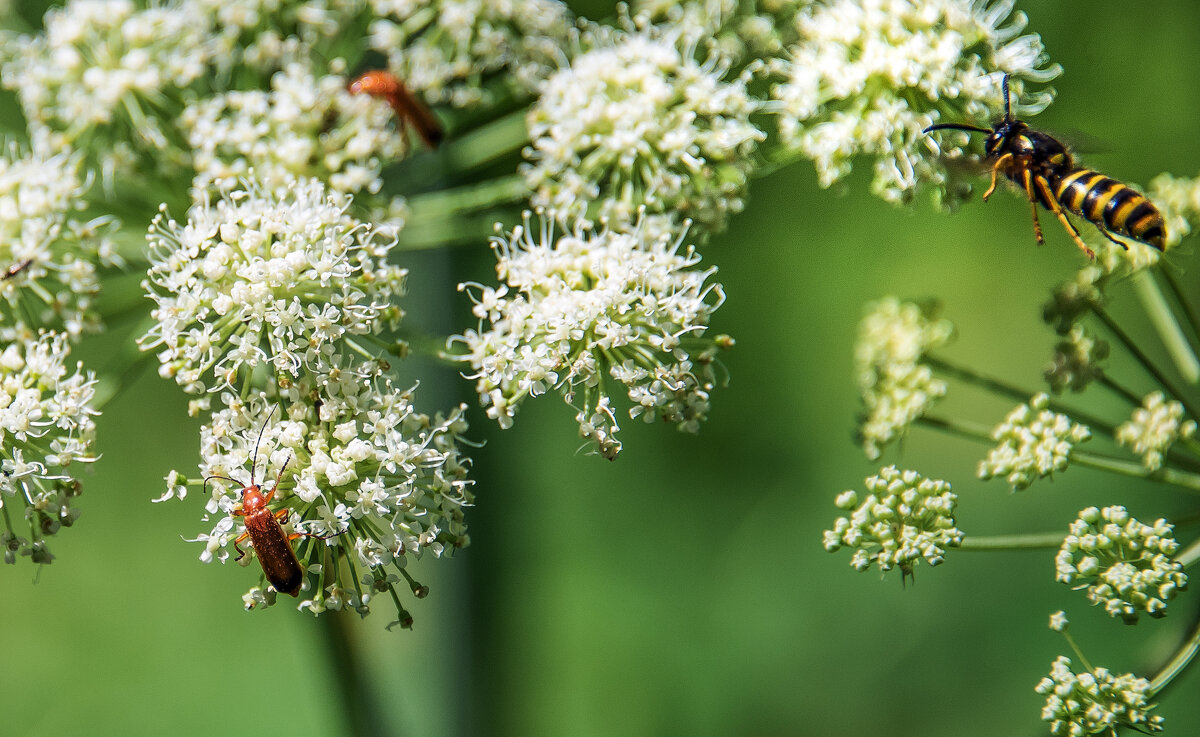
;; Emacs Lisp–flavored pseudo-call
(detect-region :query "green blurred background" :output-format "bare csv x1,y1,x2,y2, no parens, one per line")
5,2,1200,735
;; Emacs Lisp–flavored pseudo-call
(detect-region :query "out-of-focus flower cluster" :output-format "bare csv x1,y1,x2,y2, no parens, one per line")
1055,506,1186,624
823,465,963,576
453,214,730,460
854,297,953,459
1115,392,1196,472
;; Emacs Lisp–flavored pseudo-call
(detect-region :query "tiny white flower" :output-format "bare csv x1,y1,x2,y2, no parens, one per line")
1115,392,1196,471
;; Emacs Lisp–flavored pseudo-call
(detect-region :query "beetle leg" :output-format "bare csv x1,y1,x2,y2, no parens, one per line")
1020,168,1046,246
232,531,250,562
1033,175,1095,259
983,153,1012,201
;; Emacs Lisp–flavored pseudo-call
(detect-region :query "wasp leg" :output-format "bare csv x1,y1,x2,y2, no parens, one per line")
1094,224,1130,251
1032,175,1095,259
1019,167,1046,246
983,152,1013,201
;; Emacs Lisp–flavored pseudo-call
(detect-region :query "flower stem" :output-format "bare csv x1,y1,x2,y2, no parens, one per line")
437,107,530,173
958,531,1064,550
320,613,392,737
399,175,528,250
1132,269,1200,383
1149,615,1200,694
1091,304,1200,421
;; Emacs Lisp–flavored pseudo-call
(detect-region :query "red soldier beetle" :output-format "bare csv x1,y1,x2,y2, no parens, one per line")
203,407,337,598
348,70,444,149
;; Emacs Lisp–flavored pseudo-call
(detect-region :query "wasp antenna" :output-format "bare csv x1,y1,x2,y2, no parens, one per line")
922,123,992,135
250,405,279,485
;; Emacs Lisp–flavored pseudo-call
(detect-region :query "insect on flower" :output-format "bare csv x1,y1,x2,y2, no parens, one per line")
348,70,444,149
924,74,1165,259
203,407,336,597
1,259,33,281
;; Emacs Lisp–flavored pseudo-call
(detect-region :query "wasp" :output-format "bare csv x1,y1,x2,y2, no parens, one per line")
348,70,444,149
923,74,1165,259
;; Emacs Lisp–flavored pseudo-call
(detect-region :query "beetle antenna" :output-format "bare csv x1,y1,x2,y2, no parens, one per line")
922,122,992,135
1001,73,1011,122
202,473,244,497
250,405,279,485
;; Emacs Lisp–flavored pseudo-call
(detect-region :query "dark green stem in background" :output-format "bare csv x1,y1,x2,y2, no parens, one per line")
321,612,391,737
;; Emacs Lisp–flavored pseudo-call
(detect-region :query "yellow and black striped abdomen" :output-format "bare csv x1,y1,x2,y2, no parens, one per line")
1053,168,1166,249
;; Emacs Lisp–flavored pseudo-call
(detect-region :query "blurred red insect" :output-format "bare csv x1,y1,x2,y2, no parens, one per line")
349,70,444,149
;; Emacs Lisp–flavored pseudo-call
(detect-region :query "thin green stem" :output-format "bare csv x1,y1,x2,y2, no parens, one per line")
406,174,528,219
1149,615,1200,693
1161,267,1200,349
319,613,392,737
925,355,1118,437
1175,536,1200,569
958,531,1064,550
438,107,530,173
1091,304,1200,421
1096,373,1144,408
1132,269,1200,383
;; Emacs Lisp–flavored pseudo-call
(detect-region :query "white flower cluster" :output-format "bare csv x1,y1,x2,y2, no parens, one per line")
0,141,118,342
522,22,764,233
0,332,98,565
1055,506,1186,624
453,215,729,460
854,297,953,459
181,62,410,221
978,393,1090,490
0,0,214,178
171,384,471,618
823,465,963,576
1115,392,1196,472
1044,325,1108,395
140,179,406,393
1036,656,1163,736
1147,171,1200,250
366,0,573,107
772,0,1059,204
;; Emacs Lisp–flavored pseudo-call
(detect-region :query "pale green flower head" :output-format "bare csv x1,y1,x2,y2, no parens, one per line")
978,393,1090,490
854,297,953,459
1045,325,1108,395
522,19,765,233
1036,656,1163,736
1115,392,1196,472
0,0,215,182
823,465,963,577
181,61,411,223
0,141,119,342
0,332,98,566
366,0,573,107
162,384,472,624
139,178,406,394
771,0,1059,206
452,213,731,460
1055,506,1186,624
1043,266,1105,335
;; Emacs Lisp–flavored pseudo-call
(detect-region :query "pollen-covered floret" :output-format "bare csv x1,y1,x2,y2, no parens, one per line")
0,332,98,566
452,214,730,460
1055,506,1186,624
771,0,1059,205
855,297,953,459
139,178,406,393
1115,392,1196,472
181,61,409,222
823,465,963,576
522,21,764,233
366,0,573,107
0,140,118,341
978,393,1090,489
168,379,472,618
1036,656,1163,736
